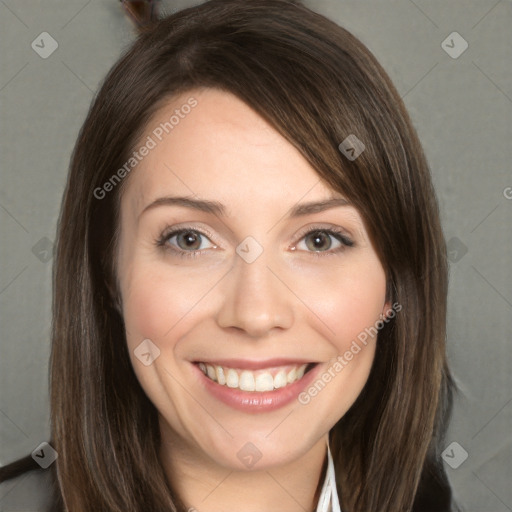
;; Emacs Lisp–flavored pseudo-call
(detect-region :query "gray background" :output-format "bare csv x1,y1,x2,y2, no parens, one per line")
1,0,511,510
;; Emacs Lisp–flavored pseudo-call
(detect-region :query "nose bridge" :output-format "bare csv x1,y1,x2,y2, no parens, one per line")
216,241,294,337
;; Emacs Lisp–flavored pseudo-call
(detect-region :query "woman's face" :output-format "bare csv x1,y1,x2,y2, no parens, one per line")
116,87,390,470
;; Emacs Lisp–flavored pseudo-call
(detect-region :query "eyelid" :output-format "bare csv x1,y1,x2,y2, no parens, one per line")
156,225,218,257
291,223,354,248
158,223,217,243
156,222,355,258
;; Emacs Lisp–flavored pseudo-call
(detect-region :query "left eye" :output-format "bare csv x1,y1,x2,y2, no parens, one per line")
295,229,352,252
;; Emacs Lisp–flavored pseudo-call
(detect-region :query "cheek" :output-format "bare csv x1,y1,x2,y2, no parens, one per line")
291,257,387,352
120,258,219,346
293,258,387,421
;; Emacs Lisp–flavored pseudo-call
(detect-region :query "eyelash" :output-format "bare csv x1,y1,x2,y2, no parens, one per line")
155,225,354,260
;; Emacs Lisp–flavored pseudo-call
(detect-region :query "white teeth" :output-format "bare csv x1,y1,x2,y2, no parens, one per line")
206,365,217,381
239,371,255,391
296,364,307,379
273,370,287,389
198,362,312,392
226,369,239,388
216,366,226,385
255,373,274,392
286,367,297,383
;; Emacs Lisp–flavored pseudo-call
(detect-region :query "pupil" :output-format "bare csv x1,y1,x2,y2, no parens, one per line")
181,232,199,249
309,231,330,251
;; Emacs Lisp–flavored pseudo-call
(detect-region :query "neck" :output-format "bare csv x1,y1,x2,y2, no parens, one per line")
158,422,329,512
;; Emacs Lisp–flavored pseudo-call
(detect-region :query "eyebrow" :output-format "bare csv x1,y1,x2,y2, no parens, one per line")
139,195,351,219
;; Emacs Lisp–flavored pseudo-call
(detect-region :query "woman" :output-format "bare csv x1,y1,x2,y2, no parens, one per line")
0,1,460,510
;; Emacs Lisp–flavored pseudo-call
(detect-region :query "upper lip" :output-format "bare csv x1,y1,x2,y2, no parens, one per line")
193,358,317,370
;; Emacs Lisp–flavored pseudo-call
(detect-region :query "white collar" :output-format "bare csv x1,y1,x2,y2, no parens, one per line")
315,442,342,512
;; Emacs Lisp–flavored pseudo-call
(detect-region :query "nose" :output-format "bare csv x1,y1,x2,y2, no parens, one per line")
215,249,294,339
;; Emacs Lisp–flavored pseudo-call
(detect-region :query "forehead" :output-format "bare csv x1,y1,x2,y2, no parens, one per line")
121,87,343,219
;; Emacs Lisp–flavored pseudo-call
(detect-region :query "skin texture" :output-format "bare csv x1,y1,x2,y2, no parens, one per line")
116,88,390,512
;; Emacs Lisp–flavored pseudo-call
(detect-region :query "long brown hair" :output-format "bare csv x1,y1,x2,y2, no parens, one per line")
1,1,459,510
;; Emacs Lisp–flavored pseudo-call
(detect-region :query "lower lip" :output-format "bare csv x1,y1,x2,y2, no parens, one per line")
193,362,322,413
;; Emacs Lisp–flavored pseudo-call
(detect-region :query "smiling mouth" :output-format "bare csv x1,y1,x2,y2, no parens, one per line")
195,362,317,392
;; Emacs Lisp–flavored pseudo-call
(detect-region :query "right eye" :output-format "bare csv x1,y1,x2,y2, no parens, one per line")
157,228,218,259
